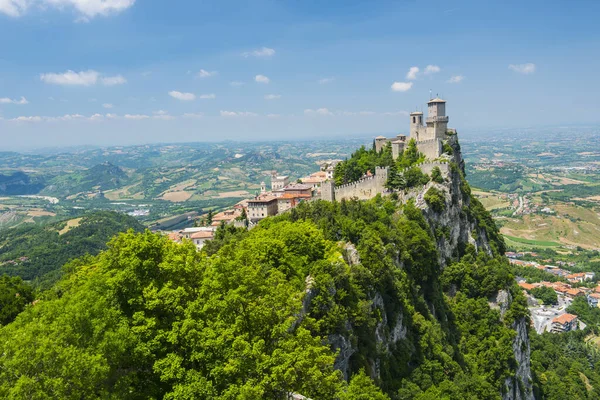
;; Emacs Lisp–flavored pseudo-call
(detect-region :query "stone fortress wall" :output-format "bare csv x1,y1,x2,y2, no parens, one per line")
333,166,389,201
320,97,456,203
321,162,450,202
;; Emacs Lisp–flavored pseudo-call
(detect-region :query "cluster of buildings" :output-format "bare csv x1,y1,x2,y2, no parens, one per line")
509,257,590,280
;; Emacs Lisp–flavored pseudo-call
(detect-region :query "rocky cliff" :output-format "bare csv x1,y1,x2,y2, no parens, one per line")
304,135,535,399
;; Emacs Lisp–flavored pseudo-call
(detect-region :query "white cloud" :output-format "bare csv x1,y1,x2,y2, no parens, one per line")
242,47,275,58
264,94,281,100
220,110,258,117
101,75,127,86
153,110,167,115
382,110,410,116
230,81,244,87
390,82,413,92
102,103,113,109
318,77,335,84
199,93,216,99
304,108,333,116
40,70,99,86
0,0,28,17
447,75,464,83
197,69,218,78
509,63,536,74
124,114,150,120
255,74,270,84
406,67,419,80
0,96,28,104
183,112,203,118
11,115,42,122
0,0,135,19
169,91,196,101
424,65,441,75
267,113,280,118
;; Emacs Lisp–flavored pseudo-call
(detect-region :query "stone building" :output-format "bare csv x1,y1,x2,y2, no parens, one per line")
247,195,279,223
375,97,454,161
271,174,290,191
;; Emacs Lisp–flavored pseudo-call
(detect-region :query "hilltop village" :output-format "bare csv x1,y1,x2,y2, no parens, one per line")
167,97,457,249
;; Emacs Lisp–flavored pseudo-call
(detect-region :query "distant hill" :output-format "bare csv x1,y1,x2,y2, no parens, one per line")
42,162,129,197
0,171,45,195
0,211,144,287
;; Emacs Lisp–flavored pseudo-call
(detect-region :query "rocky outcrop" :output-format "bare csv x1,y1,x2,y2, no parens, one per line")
503,318,535,400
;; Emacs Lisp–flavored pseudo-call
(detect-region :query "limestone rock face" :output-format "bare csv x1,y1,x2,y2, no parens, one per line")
503,317,535,400
301,136,533,398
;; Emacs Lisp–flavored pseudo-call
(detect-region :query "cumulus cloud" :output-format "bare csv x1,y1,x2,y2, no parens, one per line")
183,112,203,118
242,47,275,57
101,75,127,86
230,81,244,87
199,93,216,99
304,108,333,116
0,0,136,19
509,63,536,74
197,69,217,78
447,75,464,83
0,96,28,104
318,77,335,84
0,0,28,17
11,115,42,122
264,94,281,100
40,70,99,86
390,82,413,92
424,65,441,74
382,110,410,116
220,110,258,117
169,91,196,101
255,74,270,84
406,67,419,80
124,114,150,120
102,103,113,109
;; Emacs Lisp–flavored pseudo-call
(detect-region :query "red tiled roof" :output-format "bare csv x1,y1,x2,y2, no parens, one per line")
519,282,536,291
553,313,577,324
190,231,214,239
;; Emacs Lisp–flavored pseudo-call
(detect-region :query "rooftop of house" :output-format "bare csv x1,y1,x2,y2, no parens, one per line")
284,183,313,191
589,293,600,299
248,195,278,204
552,313,578,325
519,282,537,291
168,232,182,241
190,231,214,239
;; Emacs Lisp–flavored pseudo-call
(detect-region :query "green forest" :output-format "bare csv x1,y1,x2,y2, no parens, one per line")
2,140,600,399
0,211,144,287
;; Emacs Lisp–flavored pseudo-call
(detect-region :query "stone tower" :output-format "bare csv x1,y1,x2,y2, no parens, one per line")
426,98,449,140
321,180,335,202
410,111,424,141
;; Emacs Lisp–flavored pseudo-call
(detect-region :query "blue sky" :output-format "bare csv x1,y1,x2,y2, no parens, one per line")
1,0,599,150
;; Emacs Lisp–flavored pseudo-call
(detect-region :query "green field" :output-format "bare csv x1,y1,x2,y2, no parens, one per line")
503,234,561,248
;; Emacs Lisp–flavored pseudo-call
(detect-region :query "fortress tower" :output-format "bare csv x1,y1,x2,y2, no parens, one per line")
425,98,449,141
410,111,425,141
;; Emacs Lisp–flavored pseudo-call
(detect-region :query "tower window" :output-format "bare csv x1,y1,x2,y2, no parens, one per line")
412,116,416,123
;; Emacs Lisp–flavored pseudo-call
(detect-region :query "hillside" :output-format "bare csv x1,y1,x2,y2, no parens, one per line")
0,211,144,286
0,171,45,195
42,162,129,198
0,138,541,400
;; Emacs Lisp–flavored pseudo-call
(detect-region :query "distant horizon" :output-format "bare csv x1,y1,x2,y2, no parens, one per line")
3,123,599,155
